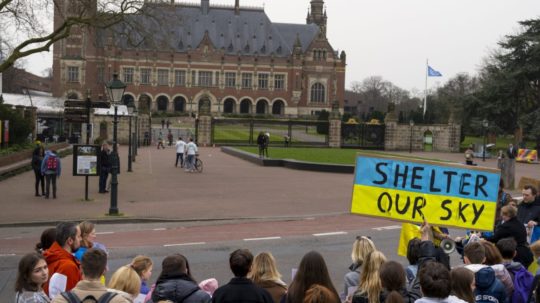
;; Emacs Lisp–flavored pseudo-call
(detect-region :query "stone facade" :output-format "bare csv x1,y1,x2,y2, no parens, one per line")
81,113,151,145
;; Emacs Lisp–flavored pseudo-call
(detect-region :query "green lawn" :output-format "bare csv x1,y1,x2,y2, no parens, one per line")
461,136,536,151
235,147,453,165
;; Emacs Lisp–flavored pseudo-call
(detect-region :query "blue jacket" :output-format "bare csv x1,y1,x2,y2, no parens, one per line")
474,266,508,303
41,150,61,177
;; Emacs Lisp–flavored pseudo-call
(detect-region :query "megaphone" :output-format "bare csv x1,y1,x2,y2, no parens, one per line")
441,238,456,254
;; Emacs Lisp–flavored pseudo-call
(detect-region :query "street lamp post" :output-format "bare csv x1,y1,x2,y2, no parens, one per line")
409,120,415,153
106,73,126,215
126,100,134,172
482,119,489,162
133,106,138,159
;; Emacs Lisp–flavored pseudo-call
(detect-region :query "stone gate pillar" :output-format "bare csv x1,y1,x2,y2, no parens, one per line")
384,106,398,151
328,101,341,148
197,97,212,146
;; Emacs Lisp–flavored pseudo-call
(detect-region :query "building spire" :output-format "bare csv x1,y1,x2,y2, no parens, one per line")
307,0,326,38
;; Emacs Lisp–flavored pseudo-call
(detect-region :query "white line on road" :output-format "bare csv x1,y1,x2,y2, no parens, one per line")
163,242,206,247
0,253,16,257
372,225,401,231
96,232,115,235
313,231,348,237
3,236,22,240
244,236,281,241
153,228,167,231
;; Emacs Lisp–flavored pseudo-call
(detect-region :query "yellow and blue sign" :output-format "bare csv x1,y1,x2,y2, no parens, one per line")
351,154,500,231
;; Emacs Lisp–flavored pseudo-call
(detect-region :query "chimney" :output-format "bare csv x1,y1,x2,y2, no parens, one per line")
201,0,209,14
235,0,240,15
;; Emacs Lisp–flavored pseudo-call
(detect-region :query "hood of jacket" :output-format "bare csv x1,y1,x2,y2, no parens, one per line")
475,266,496,290
151,276,202,302
43,241,77,266
464,264,487,273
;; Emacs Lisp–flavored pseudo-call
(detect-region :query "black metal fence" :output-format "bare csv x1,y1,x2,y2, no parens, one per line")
341,123,385,149
212,118,329,147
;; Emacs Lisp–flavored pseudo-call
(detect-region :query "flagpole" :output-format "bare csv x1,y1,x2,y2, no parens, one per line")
424,59,428,119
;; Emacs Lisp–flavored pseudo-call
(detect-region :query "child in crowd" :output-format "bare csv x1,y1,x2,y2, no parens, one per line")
130,255,153,295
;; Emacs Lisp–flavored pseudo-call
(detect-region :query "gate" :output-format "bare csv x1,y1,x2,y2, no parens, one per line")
212,118,329,147
341,122,385,149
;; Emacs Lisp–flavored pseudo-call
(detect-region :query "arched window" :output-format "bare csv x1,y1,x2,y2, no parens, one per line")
157,96,169,111
240,99,251,114
310,83,326,103
256,99,268,114
272,100,285,115
174,96,185,112
223,98,236,114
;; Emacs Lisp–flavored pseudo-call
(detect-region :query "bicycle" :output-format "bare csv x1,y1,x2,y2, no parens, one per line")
194,155,203,173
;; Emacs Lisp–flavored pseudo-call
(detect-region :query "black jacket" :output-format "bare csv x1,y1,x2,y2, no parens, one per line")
212,277,273,303
486,217,534,268
99,149,111,168
150,273,211,303
517,198,540,225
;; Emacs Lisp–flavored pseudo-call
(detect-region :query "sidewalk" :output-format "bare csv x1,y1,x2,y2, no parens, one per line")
0,146,538,226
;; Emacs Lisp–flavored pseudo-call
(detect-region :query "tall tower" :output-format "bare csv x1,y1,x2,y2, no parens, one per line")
306,0,327,37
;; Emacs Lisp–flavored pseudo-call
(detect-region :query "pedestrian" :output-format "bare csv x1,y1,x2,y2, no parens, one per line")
32,140,45,197
212,249,273,303
151,254,211,303
99,143,111,193
106,143,120,192
130,255,153,295
157,132,165,149
161,119,165,129
167,130,173,146
35,227,56,255
415,261,467,303
248,252,287,303
264,132,270,157
43,222,82,299
15,252,50,303
107,265,141,301
41,149,61,199
450,267,475,303
185,137,198,172
166,119,170,129
507,143,517,159
73,221,108,262
284,251,339,303
257,132,266,158
378,260,421,303
144,132,150,146
351,251,387,303
465,145,474,165
51,248,128,303
342,236,376,300
175,137,186,168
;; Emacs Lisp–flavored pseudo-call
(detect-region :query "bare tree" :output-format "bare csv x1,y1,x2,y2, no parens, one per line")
0,0,150,72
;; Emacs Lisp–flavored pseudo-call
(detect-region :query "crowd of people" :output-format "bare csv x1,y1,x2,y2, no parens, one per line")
15,183,540,303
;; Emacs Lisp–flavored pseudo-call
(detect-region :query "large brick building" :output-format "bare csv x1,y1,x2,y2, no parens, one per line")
52,0,346,117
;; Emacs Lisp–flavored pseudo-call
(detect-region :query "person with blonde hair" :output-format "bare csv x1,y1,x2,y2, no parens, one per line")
248,252,287,303
531,239,540,275
303,284,339,303
342,236,376,300
351,251,387,303
130,255,153,295
108,266,141,302
74,221,107,261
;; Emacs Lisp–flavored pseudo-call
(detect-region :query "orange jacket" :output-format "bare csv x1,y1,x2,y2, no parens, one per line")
43,241,81,296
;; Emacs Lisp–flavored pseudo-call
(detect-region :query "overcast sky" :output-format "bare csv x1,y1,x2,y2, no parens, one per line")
25,0,540,92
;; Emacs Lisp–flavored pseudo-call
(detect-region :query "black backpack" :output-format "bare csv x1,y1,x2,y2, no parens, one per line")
60,291,117,303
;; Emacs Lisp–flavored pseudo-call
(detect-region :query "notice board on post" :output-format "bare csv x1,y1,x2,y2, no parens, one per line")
350,153,501,231
72,145,100,176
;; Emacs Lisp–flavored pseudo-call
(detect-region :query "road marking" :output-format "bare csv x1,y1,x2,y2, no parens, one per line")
96,232,115,235
244,236,281,241
153,228,167,231
3,236,22,240
372,225,401,231
0,253,16,257
164,242,206,247
313,231,347,237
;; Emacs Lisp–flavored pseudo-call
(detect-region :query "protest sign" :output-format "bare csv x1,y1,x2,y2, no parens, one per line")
351,153,500,231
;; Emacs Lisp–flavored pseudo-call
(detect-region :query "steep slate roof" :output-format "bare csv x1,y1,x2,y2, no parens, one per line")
112,3,320,57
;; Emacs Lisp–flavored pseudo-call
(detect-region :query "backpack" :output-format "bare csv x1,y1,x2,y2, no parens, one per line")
506,264,534,303
60,291,117,303
46,155,58,170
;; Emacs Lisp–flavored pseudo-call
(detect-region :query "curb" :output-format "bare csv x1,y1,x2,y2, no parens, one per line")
221,146,354,174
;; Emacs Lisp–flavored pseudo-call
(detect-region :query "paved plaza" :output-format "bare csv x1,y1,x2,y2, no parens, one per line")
0,145,538,226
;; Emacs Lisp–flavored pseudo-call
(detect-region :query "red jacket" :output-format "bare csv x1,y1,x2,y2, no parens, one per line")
43,241,81,296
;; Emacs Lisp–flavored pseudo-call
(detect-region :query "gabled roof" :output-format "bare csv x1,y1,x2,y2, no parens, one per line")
111,3,321,57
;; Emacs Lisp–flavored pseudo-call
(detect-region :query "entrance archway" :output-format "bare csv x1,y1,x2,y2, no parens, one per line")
174,96,186,112
423,130,433,152
123,95,135,108
240,99,252,114
256,99,269,114
157,96,169,112
223,98,236,114
272,100,285,115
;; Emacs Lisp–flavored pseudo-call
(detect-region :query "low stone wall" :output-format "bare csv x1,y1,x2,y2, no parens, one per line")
385,121,460,153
